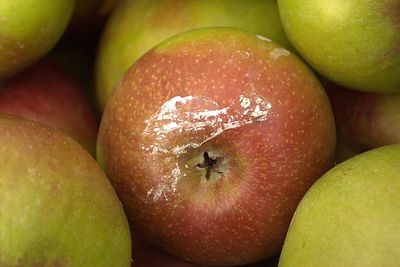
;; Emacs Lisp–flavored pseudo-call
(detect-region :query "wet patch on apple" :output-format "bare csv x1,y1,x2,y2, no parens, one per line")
140,90,272,201
270,48,290,60
141,91,272,156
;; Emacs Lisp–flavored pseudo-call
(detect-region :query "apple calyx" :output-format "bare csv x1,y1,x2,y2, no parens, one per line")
196,151,224,180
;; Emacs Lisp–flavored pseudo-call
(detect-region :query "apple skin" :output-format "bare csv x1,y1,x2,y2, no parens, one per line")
95,0,292,110
131,235,204,267
326,82,400,162
279,144,400,267
0,114,131,267
0,0,75,79
68,0,118,35
97,27,336,266
278,0,400,93
132,234,279,267
0,60,99,155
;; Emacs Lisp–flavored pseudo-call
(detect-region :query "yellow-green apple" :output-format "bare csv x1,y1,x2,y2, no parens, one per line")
0,60,98,155
97,27,336,266
95,0,292,110
0,114,131,267
326,82,400,162
278,0,400,93
0,0,75,79
279,144,400,267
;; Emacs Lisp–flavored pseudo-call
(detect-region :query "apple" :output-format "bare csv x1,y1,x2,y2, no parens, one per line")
97,27,336,266
68,0,118,35
0,60,99,155
327,82,400,155
278,0,400,93
131,235,204,267
0,114,131,267
49,28,101,104
0,0,75,79
95,0,293,110
132,234,279,267
333,131,365,164
279,144,400,267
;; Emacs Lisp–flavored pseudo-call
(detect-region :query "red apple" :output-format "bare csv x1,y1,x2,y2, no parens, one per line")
0,60,98,155
132,234,279,267
98,28,336,266
326,82,400,162
131,235,203,267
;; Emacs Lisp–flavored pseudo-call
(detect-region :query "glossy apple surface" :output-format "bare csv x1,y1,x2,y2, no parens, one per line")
279,144,400,267
98,28,336,266
0,0,75,79
278,0,400,93
95,0,292,110
0,114,131,267
0,60,98,155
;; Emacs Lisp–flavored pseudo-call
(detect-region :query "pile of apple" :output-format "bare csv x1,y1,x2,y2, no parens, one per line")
0,0,399,266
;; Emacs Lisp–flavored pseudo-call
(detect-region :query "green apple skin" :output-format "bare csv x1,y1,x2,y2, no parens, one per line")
95,0,292,110
279,144,400,267
278,0,400,93
0,0,75,79
0,60,99,155
0,114,131,267
97,27,336,266
328,83,400,150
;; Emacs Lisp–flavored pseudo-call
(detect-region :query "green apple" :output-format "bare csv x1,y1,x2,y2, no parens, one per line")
97,27,336,266
278,0,400,93
0,114,131,267
0,0,75,79
279,144,400,267
95,0,292,110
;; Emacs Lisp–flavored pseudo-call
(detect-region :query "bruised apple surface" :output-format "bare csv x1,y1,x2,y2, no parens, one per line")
97,28,336,266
